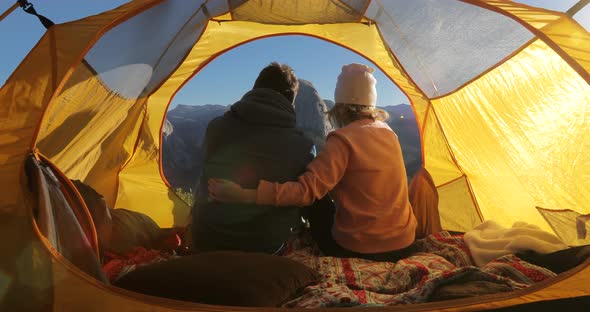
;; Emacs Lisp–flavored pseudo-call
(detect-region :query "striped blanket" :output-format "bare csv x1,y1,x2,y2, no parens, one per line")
280,231,556,308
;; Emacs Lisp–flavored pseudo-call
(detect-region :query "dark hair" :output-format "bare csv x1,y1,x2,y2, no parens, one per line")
253,62,299,103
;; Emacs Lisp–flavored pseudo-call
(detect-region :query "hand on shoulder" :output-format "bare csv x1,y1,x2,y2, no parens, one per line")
208,178,257,204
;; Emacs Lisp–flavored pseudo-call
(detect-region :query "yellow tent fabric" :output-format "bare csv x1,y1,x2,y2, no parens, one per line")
1,0,589,310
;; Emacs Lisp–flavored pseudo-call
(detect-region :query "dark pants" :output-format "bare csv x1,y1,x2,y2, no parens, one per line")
308,198,417,263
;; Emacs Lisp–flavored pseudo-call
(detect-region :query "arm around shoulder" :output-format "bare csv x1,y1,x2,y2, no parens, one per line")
256,133,350,207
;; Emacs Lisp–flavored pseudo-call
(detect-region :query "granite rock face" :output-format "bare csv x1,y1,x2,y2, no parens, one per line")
162,104,228,191
294,79,333,150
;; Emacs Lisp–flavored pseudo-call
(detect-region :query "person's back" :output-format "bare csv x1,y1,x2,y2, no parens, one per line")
192,63,314,254
325,118,415,253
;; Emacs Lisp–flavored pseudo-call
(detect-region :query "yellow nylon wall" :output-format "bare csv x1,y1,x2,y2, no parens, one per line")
423,105,463,185
231,0,364,23
115,119,190,227
472,0,590,83
3,1,590,310
0,0,159,216
0,30,55,216
543,16,590,76
118,20,430,227
422,104,480,232
0,3,169,309
432,39,590,232
438,177,481,232
35,64,145,208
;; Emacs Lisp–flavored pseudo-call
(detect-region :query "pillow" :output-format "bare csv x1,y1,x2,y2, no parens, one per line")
71,180,113,251
114,251,320,306
71,180,179,255
106,208,169,255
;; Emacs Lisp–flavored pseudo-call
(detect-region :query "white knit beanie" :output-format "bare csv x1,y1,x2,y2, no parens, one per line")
334,63,377,107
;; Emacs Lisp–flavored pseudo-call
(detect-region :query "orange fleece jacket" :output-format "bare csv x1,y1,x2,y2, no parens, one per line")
257,119,417,253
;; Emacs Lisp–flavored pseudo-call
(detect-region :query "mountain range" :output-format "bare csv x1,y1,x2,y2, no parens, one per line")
162,79,421,192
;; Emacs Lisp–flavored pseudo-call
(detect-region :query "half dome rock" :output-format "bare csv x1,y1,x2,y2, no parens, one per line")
294,79,332,150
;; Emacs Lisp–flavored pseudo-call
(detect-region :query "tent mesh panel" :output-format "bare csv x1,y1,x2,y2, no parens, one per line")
366,0,534,98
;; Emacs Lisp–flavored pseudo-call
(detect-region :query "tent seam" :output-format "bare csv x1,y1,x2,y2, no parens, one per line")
459,0,590,86
435,174,465,189
333,0,364,21
113,100,148,209
359,0,372,22
29,0,168,151
121,1,215,204
146,1,212,93
430,105,484,222
374,23,428,167
374,0,440,97
155,21,212,191
419,101,432,167
27,0,169,212
429,37,538,101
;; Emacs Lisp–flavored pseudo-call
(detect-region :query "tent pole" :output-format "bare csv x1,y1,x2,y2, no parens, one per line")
0,2,19,23
567,0,590,17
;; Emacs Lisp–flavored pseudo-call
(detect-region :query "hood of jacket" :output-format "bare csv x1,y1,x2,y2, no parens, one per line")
229,88,296,128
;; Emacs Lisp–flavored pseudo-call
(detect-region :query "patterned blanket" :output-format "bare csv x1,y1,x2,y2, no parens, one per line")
280,231,557,308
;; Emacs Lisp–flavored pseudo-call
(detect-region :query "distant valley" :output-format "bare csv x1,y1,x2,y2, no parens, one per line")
162,79,421,192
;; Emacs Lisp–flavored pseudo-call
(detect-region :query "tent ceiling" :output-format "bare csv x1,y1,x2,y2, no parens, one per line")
365,0,534,98
229,0,368,24
83,0,552,101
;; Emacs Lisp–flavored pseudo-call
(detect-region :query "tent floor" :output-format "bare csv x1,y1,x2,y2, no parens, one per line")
485,295,590,311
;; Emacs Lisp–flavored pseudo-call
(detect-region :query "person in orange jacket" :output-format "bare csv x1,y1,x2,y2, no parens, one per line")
209,63,417,262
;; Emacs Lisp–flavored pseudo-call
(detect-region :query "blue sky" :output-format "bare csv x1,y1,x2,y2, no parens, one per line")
172,35,409,108
0,0,584,108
